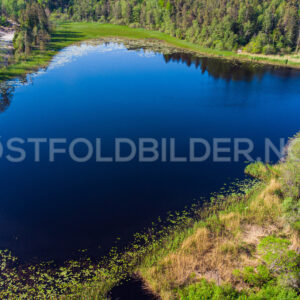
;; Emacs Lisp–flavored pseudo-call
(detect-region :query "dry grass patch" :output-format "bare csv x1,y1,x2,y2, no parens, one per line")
137,138,300,299
140,224,259,298
288,228,300,254
239,52,300,64
242,225,270,246
138,179,290,299
247,179,283,224
181,228,211,255
219,212,241,235
142,231,260,299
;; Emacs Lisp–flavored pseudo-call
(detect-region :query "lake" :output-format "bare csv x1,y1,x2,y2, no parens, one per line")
0,40,299,262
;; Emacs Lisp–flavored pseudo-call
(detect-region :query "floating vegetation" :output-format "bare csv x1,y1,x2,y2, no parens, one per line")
0,178,257,299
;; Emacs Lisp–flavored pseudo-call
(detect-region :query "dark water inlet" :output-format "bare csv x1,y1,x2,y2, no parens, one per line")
110,278,158,300
0,41,299,264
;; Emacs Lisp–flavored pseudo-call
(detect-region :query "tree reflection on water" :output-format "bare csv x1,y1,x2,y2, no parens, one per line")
0,82,15,113
163,52,299,82
0,41,299,114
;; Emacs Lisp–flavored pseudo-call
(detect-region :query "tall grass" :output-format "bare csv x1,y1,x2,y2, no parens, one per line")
136,134,300,299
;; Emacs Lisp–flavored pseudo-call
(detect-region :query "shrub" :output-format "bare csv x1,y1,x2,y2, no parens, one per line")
178,279,243,300
280,134,300,230
0,16,8,26
257,237,299,286
233,265,272,288
233,237,300,290
282,197,300,231
262,45,276,55
245,162,271,181
277,272,300,290
248,283,299,300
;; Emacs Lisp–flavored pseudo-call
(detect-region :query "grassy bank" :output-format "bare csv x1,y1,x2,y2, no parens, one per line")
1,22,300,81
136,135,300,299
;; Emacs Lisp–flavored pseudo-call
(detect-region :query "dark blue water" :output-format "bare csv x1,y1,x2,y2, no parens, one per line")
0,42,299,262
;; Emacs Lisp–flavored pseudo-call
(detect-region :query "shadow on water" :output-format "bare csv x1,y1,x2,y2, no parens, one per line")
110,278,159,300
0,83,14,113
1,40,299,108
163,52,300,82
49,30,85,51
0,29,84,82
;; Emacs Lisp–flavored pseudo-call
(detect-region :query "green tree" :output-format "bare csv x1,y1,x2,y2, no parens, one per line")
13,0,50,55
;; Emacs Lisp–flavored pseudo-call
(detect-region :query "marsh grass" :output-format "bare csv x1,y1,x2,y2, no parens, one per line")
0,179,258,299
136,135,300,299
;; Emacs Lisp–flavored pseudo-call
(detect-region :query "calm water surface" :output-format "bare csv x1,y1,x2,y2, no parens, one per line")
0,42,299,262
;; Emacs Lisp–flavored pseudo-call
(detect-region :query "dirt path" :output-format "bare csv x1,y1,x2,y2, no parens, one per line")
239,51,300,64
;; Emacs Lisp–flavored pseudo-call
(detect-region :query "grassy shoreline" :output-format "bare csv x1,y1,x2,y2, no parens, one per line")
136,135,300,299
0,134,299,299
1,22,300,82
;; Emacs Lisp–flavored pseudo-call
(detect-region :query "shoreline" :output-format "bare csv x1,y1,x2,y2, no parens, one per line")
0,29,15,68
2,138,299,298
135,134,300,299
1,22,300,82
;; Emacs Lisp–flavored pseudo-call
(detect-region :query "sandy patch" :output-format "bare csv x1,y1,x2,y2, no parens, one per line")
0,31,15,42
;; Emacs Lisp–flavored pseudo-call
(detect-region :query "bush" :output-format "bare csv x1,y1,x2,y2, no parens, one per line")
129,22,140,28
262,45,276,55
248,284,299,300
277,272,300,290
245,33,270,54
234,236,299,292
257,236,300,288
214,40,225,50
233,265,272,288
178,279,243,300
281,134,300,230
281,47,292,55
282,197,300,231
0,16,8,26
245,162,271,181
178,279,299,299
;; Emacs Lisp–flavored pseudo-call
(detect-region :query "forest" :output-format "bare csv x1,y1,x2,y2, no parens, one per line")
1,0,300,54
52,0,300,54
